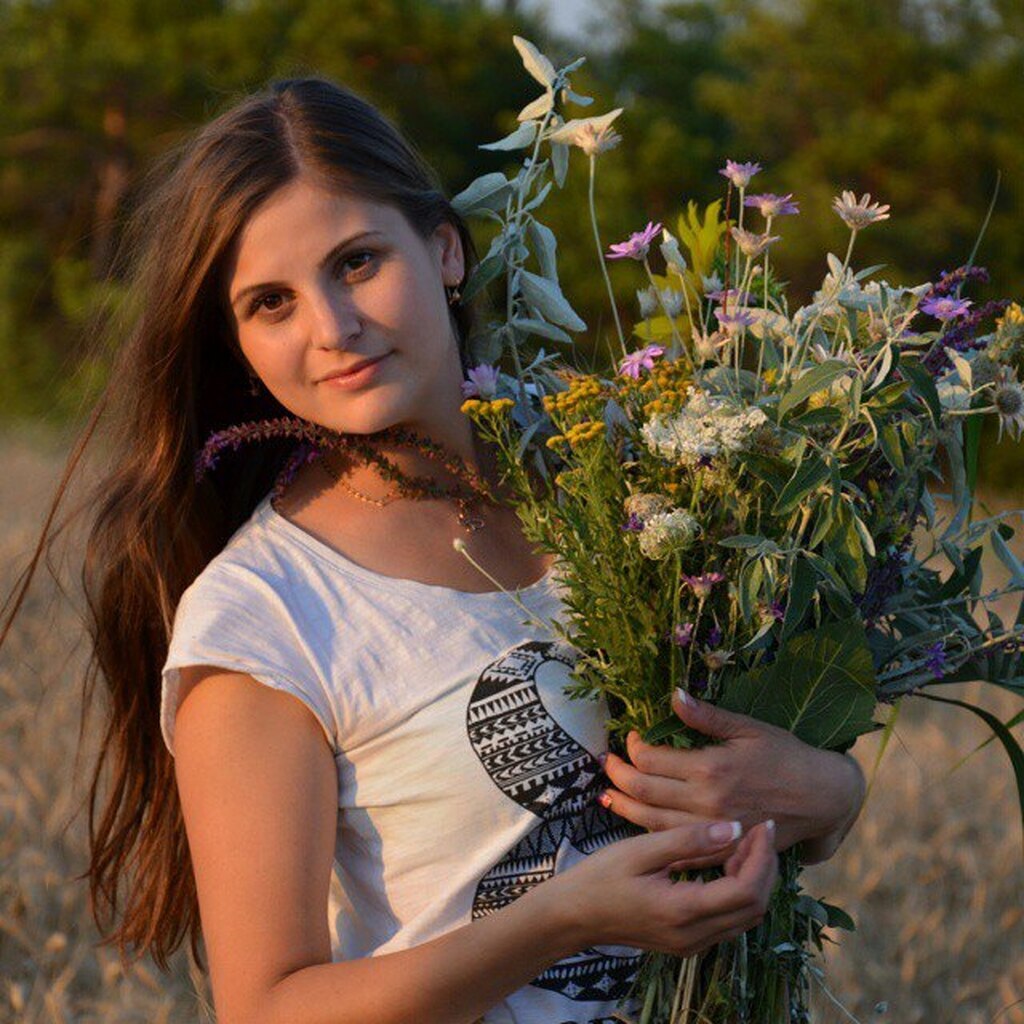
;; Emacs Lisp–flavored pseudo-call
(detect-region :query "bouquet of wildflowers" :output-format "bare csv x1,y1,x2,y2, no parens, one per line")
453,36,1024,1023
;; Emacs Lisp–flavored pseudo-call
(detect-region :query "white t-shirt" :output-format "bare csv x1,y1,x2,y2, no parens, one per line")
160,491,645,1024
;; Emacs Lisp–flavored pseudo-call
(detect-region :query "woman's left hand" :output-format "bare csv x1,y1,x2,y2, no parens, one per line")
598,688,866,866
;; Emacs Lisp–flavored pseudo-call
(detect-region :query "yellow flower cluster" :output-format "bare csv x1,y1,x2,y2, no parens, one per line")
635,359,691,419
542,375,605,423
997,303,1024,330
460,397,515,417
563,419,605,448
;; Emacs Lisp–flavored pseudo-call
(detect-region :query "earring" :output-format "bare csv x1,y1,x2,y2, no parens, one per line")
246,370,261,396
445,283,462,307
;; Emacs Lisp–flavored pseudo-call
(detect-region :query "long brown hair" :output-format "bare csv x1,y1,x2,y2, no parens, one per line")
0,76,481,973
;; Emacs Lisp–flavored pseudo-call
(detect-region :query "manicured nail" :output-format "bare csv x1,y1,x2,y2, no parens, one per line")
597,752,608,769
765,819,776,837
675,687,694,707
708,820,742,844
597,790,613,808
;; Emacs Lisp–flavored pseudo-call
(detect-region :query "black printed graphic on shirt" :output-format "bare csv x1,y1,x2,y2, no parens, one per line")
466,639,645,1011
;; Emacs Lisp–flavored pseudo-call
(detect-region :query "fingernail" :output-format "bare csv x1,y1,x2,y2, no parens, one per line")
597,790,612,808
765,819,776,837
675,687,694,707
597,752,608,769
708,820,742,844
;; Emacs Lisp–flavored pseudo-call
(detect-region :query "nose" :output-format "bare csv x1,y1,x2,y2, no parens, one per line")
306,282,363,350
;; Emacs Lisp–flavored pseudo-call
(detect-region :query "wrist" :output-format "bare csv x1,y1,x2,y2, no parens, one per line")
522,874,589,961
800,753,865,864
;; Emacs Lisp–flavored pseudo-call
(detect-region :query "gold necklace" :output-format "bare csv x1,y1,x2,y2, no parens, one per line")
319,449,489,532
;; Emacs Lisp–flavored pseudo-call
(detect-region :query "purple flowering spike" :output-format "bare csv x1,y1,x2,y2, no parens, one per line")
606,221,664,261
621,512,645,533
924,641,947,679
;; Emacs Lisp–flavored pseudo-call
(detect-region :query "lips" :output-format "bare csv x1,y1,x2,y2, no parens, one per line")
318,352,391,382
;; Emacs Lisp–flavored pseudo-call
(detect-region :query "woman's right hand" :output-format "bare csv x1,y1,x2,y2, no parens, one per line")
547,819,778,957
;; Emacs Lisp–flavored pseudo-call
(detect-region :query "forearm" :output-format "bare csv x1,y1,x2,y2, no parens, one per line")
797,753,866,866
258,883,582,1024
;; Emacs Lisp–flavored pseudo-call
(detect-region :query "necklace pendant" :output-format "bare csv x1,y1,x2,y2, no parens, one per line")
458,509,486,532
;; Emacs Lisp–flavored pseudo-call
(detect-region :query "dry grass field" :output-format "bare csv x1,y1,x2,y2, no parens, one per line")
1,422,1022,1023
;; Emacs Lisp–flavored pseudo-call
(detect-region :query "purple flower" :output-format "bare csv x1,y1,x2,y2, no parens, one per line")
924,641,947,680
762,600,785,622
930,265,990,297
618,344,665,379
681,571,726,600
461,363,500,399
606,221,663,261
714,308,756,333
706,287,754,305
719,160,762,189
707,625,723,647
920,296,973,320
670,622,695,647
696,453,714,469
744,193,800,219
621,512,645,533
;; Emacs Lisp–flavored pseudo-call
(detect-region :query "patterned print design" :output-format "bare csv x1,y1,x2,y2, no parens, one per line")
466,639,645,1012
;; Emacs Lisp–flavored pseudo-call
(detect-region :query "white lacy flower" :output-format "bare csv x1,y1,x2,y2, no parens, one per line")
638,509,702,559
641,391,768,466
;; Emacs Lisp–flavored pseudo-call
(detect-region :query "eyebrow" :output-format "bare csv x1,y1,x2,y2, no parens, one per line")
229,229,386,311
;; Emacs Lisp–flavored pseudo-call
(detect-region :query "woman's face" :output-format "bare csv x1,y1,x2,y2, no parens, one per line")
224,175,466,439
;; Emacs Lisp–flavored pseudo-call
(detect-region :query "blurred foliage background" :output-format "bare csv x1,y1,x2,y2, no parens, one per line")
1,0,1022,489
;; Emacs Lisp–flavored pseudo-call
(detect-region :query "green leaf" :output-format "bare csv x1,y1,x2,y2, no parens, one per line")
461,251,505,302
778,360,849,420
916,692,1024,859
900,357,942,427
479,121,538,151
782,555,816,642
719,617,878,749
965,414,982,497
510,316,572,344
820,901,856,931
718,534,767,549
738,558,764,623
879,422,905,471
773,454,830,516
518,91,554,121
519,269,586,331
551,140,569,188
451,172,513,217
512,35,556,87
527,219,559,284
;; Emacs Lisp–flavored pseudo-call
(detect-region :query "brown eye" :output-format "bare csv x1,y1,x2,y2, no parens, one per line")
248,291,287,317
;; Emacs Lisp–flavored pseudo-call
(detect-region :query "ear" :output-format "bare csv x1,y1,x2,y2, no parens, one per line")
432,220,465,288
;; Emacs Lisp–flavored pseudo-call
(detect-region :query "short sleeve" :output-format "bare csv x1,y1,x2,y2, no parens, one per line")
160,564,340,758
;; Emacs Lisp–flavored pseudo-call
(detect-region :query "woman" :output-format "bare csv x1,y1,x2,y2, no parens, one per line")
1,77,861,1024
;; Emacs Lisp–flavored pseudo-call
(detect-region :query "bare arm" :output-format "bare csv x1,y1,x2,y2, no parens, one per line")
172,668,582,1024
174,667,777,1024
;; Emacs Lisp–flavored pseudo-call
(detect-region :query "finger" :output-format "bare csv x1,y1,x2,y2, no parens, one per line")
600,781,705,833
671,688,761,741
673,900,769,954
603,749,694,808
623,729,704,780
674,823,776,918
626,820,745,875
668,817,770,875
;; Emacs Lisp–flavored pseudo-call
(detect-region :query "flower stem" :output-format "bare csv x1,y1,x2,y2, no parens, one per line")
589,153,628,361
